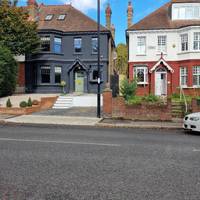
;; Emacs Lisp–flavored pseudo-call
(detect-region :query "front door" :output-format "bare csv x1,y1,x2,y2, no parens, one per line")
75,71,84,93
155,72,167,96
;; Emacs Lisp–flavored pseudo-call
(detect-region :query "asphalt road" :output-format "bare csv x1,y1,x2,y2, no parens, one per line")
0,125,199,200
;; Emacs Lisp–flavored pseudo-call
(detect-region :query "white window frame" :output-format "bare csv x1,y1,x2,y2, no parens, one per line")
45,14,53,21
193,32,200,50
157,35,167,54
181,34,188,52
134,66,148,85
180,67,188,87
57,14,66,20
137,36,146,55
193,66,200,87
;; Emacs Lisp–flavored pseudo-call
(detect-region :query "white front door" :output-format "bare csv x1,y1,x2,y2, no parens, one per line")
155,72,167,96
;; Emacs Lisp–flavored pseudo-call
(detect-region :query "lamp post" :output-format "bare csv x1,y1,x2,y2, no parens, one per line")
97,0,101,118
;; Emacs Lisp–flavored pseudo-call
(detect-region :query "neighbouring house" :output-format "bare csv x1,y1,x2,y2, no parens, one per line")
23,0,116,93
126,0,200,96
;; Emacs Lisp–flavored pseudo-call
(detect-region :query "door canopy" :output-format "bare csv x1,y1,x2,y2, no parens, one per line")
150,54,174,73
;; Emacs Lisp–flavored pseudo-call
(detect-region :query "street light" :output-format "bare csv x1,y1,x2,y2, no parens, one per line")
97,0,101,118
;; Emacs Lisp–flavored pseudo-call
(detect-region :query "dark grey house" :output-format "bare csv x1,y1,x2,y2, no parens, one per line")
25,0,116,93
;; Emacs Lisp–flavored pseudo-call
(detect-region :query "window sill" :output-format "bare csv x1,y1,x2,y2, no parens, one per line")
91,52,98,55
136,54,146,56
73,52,83,55
137,82,149,85
156,52,167,55
38,52,64,56
177,51,200,55
90,80,104,83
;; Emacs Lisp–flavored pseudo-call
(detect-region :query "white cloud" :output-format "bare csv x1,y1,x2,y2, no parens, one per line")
63,0,108,12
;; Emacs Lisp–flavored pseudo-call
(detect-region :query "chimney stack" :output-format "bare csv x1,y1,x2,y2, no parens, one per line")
27,0,39,21
127,1,133,28
105,3,112,30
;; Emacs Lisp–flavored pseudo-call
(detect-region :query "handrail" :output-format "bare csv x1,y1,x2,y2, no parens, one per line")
180,86,188,113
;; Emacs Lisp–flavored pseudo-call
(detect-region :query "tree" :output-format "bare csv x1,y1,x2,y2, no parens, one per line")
0,45,18,97
0,2,40,55
116,43,128,75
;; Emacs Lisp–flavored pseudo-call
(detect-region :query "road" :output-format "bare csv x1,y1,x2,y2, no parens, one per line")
0,124,199,200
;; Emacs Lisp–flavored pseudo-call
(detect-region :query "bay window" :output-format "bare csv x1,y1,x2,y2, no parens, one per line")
54,37,62,53
193,66,200,86
41,36,50,51
41,66,51,84
181,34,188,51
55,66,62,84
193,32,200,50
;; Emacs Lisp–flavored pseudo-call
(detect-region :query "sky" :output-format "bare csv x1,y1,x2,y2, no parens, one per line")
18,0,169,45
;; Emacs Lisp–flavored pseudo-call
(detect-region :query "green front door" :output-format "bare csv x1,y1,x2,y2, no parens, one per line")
75,71,84,93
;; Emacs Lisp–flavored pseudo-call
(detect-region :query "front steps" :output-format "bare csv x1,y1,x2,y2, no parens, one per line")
53,96,73,109
171,101,185,118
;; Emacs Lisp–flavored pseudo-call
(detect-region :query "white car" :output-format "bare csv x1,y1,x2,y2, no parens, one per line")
183,112,200,132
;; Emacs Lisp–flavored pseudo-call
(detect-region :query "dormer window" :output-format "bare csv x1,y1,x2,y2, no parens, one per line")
57,14,66,20
45,14,53,21
172,3,200,20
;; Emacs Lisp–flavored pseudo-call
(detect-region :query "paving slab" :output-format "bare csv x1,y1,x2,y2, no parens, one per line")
4,115,101,126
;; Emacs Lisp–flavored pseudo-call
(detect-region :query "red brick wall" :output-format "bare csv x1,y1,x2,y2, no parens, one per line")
129,59,200,96
191,98,200,113
103,91,172,121
17,62,25,87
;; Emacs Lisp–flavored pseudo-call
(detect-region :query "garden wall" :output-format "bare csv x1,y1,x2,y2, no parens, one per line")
103,90,172,121
0,97,57,115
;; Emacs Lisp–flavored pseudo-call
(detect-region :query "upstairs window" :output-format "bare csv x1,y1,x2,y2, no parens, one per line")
180,67,188,87
74,38,82,53
41,36,50,51
158,36,167,53
172,3,200,20
45,14,53,21
193,66,200,86
55,66,62,84
134,66,148,84
57,14,66,20
41,66,51,84
54,37,62,53
137,36,146,55
181,34,188,52
92,38,98,53
194,32,200,50
90,70,103,82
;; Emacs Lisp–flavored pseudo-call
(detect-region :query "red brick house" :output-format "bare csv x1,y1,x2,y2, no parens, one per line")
126,0,200,96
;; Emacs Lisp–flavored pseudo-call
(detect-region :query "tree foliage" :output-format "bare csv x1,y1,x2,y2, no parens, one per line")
116,43,128,75
120,78,137,101
0,45,18,97
0,1,40,55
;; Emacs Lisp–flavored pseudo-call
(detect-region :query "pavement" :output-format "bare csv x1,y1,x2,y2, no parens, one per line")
0,125,199,199
1,114,183,129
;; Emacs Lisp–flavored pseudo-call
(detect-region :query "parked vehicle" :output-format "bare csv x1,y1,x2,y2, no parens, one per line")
183,113,200,132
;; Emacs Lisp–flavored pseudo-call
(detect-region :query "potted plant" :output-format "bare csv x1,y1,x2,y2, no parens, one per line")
60,80,66,94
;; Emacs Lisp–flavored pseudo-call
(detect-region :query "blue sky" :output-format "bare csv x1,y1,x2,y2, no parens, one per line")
19,0,169,45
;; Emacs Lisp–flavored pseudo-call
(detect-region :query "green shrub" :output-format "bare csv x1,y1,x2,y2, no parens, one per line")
171,93,180,99
27,97,32,107
120,78,137,100
127,96,142,105
143,94,159,103
6,98,12,108
0,45,18,97
19,101,27,108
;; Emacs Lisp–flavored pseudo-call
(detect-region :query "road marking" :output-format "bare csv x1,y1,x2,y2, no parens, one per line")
193,149,200,152
0,137,121,147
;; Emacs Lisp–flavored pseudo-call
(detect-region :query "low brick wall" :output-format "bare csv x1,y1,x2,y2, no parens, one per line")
0,96,57,115
103,90,172,121
191,98,200,113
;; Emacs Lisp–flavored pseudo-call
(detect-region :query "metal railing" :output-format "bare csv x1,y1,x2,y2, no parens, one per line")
180,86,188,113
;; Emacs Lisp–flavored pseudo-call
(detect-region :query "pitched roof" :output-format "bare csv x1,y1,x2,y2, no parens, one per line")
31,4,108,33
128,0,200,31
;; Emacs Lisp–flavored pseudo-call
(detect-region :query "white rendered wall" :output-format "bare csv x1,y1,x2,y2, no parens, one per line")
128,26,200,62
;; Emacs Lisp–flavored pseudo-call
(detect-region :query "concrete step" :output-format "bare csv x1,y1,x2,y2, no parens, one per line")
53,96,74,109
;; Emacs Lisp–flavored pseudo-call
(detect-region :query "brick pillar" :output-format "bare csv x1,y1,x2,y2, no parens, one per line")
103,89,112,117
16,62,25,93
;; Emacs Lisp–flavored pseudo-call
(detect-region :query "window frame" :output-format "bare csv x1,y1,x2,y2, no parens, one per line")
180,34,188,52
136,36,146,55
57,14,66,20
91,37,98,54
193,32,200,51
54,37,62,54
157,35,167,53
74,38,82,53
40,65,51,84
193,66,200,87
54,66,62,84
180,67,188,87
134,66,148,85
40,36,51,52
